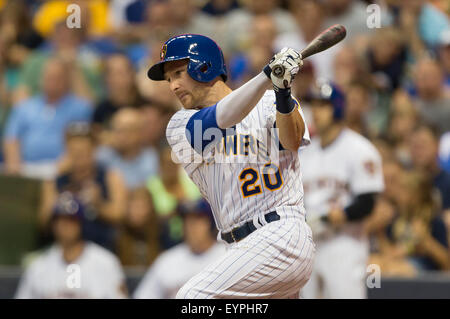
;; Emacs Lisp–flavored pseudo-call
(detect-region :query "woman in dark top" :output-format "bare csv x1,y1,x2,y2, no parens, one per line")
93,53,145,140
40,123,127,252
378,171,449,273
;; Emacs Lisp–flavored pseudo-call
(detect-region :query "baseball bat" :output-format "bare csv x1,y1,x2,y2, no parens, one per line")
272,24,347,78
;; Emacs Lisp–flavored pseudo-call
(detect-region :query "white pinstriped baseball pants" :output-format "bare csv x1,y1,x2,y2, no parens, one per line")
176,215,315,299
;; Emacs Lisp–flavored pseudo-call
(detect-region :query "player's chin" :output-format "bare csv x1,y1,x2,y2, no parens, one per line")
180,96,195,109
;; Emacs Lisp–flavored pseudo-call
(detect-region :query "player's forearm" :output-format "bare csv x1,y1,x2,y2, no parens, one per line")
215,72,272,129
276,110,305,151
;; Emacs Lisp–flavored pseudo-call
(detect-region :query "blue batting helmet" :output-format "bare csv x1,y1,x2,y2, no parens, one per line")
309,81,346,120
147,34,228,83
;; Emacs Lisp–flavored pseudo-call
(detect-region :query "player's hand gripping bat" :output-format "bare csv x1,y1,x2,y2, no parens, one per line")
271,24,347,78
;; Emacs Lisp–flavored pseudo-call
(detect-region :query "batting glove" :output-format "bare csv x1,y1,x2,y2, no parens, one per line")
263,47,303,91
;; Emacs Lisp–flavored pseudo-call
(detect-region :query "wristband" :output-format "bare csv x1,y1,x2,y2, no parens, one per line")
275,88,296,114
263,65,272,80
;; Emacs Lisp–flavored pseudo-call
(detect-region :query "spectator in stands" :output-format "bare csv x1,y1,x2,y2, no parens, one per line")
111,0,174,52
141,103,172,149
147,144,201,250
373,171,449,274
225,0,297,54
32,0,111,39
333,45,371,92
92,53,144,143
117,187,159,267
133,199,225,299
0,0,43,106
439,131,450,173
323,0,391,41
135,38,181,108
382,157,404,204
364,157,401,236
398,0,449,51
3,58,92,180
16,192,127,299
0,0,43,51
409,124,450,212
387,90,419,166
201,0,239,16
168,0,217,40
143,0,175,40
40,123,127,252
228,15,277,87
411,58,450,133
108,0,147,30
371,136,394,164
274,0,339,81
367,27,407,93
437,28,450,87
14,22,102,104
96,108,158,189
344,82,372,137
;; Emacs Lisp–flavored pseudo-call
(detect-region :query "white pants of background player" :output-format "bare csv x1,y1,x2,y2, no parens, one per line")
301,231,369,299
176,213,315,299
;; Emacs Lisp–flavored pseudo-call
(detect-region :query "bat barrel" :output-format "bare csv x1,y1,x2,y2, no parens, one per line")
300,24,346,59
272,24,346,78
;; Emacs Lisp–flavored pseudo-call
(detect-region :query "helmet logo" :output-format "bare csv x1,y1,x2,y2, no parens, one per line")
160,44,167,60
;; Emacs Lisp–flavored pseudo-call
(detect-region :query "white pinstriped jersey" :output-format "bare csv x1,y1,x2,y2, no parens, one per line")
166,90,310,233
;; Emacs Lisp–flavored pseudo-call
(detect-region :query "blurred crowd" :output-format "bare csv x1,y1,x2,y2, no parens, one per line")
0,0,449,297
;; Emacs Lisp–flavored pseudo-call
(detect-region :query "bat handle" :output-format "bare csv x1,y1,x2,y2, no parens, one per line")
271,61,303,79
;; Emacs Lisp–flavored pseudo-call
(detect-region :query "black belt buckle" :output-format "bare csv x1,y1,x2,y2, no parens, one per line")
230,227,239,242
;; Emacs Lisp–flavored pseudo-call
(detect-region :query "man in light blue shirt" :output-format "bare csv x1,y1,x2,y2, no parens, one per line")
418,2,449,49
96,108,158,189
3,58,92,179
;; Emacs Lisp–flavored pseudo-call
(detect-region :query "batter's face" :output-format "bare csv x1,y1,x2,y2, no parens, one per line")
164,60,209,109
311,100,334,134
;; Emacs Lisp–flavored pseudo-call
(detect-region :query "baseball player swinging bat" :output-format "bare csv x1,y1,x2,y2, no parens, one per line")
146,25,347,298
272,24,347,78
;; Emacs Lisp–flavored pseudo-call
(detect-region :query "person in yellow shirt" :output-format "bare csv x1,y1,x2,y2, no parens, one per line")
33,0,110,38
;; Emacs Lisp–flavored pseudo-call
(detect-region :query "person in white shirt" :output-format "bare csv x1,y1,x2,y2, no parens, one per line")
133,199,226,299
15,192,127,299
300,81,384,298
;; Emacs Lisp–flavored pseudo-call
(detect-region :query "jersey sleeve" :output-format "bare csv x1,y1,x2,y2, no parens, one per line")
166,109,202,176
166,107,226,176
349,140,384,195
259,91,310,149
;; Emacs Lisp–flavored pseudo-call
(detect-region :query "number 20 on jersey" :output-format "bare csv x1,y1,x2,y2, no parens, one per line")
239,163,283,198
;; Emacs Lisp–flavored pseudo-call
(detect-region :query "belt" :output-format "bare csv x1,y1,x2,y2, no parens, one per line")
221,212,280,244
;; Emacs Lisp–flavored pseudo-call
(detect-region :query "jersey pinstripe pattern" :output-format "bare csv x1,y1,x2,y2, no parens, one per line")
176,216,315,298
166,90,311,234
166,90,315,299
